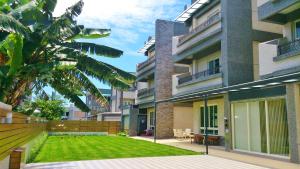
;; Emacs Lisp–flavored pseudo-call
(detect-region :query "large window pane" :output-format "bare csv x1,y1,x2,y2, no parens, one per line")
214,106,218,128
296,21,300,39
249,101,262,152
234,102,249,151
259,101,267,153
200,107,204,127
209,106,214,128
267,99,289,156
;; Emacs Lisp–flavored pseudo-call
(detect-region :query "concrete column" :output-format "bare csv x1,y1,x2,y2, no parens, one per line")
154,20,187,138
223,93,232,151
221,0,254,86
286,83,300,163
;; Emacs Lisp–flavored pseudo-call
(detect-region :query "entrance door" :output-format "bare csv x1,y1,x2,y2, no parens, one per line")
137,115,147,136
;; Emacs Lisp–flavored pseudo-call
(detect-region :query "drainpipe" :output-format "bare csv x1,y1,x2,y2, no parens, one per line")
204,94,209,154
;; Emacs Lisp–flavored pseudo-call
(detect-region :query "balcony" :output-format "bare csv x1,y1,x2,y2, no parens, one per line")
178,67,221,85
137,56,155,82
278,39,300,56
172,13,222,63
258,0,300,24
137,88,154,99
259,39,300,78
178,12,221,46
172,67,223,96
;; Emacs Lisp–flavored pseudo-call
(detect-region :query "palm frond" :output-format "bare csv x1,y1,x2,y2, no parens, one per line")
0,14,29,37
76,56,132,89
72,28,111,40
42,0,57,14
49,68,90,112
64,0,84,19
61,42,123,57
57,66,108,105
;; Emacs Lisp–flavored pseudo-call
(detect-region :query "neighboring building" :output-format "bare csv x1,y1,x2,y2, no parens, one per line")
63,104,86,120
111,85,136,112
135,21,189,136
86,89,112,115
86,86,137,122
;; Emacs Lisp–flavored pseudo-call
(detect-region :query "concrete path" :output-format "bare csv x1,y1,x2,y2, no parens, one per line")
25,155,268,169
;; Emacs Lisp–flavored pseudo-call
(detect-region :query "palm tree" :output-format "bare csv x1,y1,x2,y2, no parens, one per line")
0,0,135,112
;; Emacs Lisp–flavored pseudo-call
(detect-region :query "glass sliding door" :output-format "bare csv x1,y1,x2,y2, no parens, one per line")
267,99,289,156
249,101,263,152
232,98,289,157
233,102,249,151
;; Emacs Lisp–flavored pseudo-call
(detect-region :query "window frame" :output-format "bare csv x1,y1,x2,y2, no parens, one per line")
200,105,218,135
295,19,300,40
207,58,220,75
149,112,155,129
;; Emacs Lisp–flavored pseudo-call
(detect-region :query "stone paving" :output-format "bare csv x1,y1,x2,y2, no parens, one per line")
25,155,268,169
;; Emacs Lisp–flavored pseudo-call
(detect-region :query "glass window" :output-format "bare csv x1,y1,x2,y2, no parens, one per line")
149,112,155,128
208,58,220,75
296,21,300,39
200,105,218,135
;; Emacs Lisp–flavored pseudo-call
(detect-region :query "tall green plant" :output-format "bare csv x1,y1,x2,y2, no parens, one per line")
0,0,135,111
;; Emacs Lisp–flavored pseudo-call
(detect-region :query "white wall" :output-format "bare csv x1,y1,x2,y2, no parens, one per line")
173,106,193,130
259,42,300,76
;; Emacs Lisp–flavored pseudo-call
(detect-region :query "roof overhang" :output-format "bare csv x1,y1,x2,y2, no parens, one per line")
175,0,210,22
258,0,300,24
138,38,155,54
157,71,300,103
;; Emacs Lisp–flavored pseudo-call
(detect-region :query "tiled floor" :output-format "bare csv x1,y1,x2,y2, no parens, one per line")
25,155,268,169
132,137,300,169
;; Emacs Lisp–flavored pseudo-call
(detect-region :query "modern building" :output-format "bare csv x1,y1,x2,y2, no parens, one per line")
159,0,300,163
62,104,86,120
135,21,189,136
86,89,112,115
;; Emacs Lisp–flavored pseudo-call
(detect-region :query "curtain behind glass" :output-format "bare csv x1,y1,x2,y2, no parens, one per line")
267,99,289,156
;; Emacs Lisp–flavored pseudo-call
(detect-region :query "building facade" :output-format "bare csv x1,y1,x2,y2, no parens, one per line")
166,0,300,163
135,21,189,137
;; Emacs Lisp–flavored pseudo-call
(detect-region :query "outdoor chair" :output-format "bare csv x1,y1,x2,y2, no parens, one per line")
184,128,194,143
173,129,185,140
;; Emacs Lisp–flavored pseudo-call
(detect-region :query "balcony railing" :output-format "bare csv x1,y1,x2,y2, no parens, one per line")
178,12,221,46
278,39,300,56
137,56,155,71
137,88,155,98
178,67,221,85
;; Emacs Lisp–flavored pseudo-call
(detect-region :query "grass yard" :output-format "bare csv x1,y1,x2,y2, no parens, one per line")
33,136,198,163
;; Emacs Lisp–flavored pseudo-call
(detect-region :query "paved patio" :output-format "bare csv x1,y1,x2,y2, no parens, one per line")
131,137,300,169
25,155,268,169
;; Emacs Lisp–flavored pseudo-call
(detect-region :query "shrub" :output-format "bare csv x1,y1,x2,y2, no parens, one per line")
26,132,48,163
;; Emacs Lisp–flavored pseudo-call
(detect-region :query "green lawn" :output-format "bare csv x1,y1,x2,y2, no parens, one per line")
33,136,198,163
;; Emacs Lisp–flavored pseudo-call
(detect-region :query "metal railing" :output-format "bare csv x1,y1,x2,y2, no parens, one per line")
278,39,300,56
178,67,221,85
178,12,221,45
137,56,155,71
137,88,155,98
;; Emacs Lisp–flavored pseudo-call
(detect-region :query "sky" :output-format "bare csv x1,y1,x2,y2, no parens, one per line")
46,0,190,99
